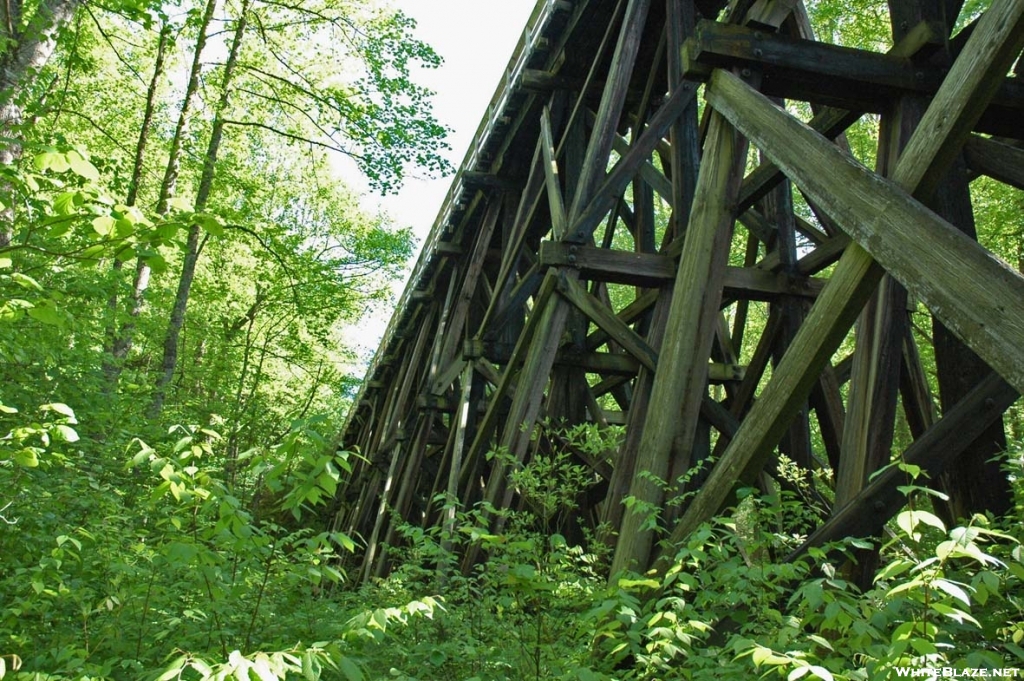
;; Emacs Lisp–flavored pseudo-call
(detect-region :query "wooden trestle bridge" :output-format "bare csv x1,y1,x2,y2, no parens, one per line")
331,0,1024,584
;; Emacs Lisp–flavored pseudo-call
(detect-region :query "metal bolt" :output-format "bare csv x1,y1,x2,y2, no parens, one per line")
741,68,752,78
753,48,763,57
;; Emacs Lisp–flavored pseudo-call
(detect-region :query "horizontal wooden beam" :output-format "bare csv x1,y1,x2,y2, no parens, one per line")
684,20,1024,137
540,241,825,298
963,134,1024,191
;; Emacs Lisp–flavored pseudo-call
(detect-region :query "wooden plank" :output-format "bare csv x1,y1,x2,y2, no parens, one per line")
439,199,503,369
610,131,674,201
684,20,943,94
892,0,1024,197
599,283,674,534
665,0,700,234
707,66,1024,394
477,138,547,336
586,288,658,351
441,363,476,559
683,19,1024,135
541,106,568,240
462,270,559,479
540,241,826,297
610,110,749,576
834,276,906,510
430,358,468,397
663,245,885,561
567,0,654,222
482,262,543,345
556,351,640,376
737,107,862,212
963,133,1024,191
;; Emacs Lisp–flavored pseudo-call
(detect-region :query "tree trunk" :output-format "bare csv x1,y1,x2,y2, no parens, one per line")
103,21,172,387
0,0,81,246
150,0,251,417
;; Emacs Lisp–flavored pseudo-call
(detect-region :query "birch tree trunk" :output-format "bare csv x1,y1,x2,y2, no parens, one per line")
0,0,81,246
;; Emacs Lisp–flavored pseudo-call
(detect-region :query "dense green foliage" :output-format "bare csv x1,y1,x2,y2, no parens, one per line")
343,434,1024,680
2,0,1024,679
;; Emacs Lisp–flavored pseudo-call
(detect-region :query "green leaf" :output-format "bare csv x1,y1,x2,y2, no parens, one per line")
617,578,660,590
26,303,61,326
166,196,193,211
53,425,79,443
41,403,76,419
53,191,78,215
79,244,105,260
874,559,914,583
932,578,971,606
301,651,318,681
67,151,100,181
92,215,116,236
145,254,168,274
34,151,59,172
0,257,11,268
338,657,363,681
332,531,356,552
195,213,225,236
10,272,43,291
13,448,39,467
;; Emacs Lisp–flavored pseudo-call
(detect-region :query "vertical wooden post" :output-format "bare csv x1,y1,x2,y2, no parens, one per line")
610,110,749,575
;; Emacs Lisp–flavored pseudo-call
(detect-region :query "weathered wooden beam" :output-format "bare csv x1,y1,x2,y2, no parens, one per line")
477,137,547,337
736,107,862,212
482,262,543,344
541,106,568,240
665,0,701,236
610,130,674,201
438,200,504,369
963,133,1024,191
567,0,654,222
610,109,749,576
540,241,827,298
462,270,559,481
683,19,1024,136
568,80,700,242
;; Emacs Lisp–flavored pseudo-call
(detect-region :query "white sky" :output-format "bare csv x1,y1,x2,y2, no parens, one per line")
373,0,536,239
344,0,536,361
